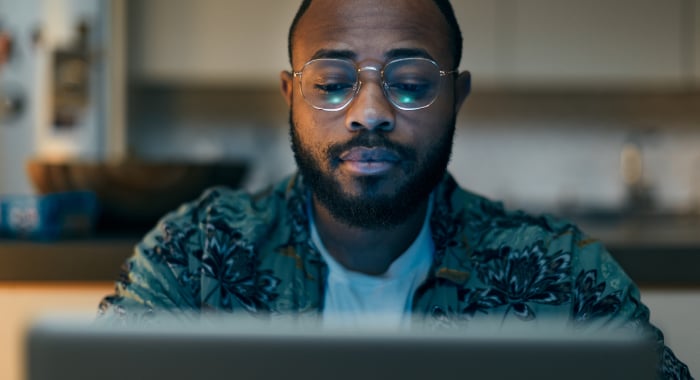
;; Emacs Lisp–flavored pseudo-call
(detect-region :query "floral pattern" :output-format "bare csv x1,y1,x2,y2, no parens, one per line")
459,242,572,320
201,222,279,311
97,173,692,379
571,269,623,324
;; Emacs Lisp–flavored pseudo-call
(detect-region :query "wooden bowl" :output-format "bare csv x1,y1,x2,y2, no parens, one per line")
26,159,248,230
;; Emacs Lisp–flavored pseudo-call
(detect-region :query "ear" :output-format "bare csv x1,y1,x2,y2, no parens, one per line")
453,70,471,112
280,70,294,107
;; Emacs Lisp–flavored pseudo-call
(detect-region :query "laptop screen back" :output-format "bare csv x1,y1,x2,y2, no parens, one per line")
25,314,659,380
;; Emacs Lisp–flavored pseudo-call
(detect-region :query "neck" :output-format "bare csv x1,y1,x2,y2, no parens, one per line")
312,195,430,276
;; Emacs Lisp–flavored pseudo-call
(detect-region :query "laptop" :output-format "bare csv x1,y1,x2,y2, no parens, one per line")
25,313,659,380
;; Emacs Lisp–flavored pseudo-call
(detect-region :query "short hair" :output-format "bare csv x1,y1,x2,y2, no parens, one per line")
287,0,463,69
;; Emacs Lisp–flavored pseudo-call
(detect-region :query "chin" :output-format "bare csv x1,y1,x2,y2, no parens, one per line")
337,171,409,198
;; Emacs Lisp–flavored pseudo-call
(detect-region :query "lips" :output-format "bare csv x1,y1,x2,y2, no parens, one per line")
339,147,400,163
337,147,400,176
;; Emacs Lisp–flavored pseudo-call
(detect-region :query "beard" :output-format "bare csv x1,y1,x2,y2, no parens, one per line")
289,111,455,230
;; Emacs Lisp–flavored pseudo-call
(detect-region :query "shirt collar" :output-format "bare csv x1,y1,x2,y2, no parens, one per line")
285,172,474,286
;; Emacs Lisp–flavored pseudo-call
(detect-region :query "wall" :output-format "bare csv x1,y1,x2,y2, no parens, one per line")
127,87,700,215
451,120,700,213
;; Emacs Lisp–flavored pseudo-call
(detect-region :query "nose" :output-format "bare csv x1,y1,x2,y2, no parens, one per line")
344,71,395,133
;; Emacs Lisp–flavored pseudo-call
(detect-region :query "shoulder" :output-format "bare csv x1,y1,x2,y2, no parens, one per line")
152,175,295,238
106,176,301,313
434,173,623,280
434,174,581,251
428,174,637,321
457,173,633,283
129,175,299,280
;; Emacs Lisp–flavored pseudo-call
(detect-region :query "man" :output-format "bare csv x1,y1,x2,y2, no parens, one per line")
98,0,692,378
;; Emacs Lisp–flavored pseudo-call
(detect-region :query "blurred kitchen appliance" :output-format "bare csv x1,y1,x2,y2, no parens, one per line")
31,0,127,162
0,0,130,195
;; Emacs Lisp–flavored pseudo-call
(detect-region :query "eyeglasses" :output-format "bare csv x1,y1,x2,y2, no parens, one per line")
293,57,457,111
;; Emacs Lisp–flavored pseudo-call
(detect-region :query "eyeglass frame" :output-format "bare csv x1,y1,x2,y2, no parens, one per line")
292,57,458,111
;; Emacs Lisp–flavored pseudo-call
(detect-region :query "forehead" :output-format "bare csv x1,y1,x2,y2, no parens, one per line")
292,0,452,67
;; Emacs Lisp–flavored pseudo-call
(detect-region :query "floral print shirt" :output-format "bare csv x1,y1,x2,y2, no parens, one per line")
98,173,692,379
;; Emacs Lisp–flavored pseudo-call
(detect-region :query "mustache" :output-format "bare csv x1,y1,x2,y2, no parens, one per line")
325,132,417,162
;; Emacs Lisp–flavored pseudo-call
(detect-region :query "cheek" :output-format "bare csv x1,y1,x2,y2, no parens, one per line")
294,106,346,145
396,109,452,146
292,111,335,161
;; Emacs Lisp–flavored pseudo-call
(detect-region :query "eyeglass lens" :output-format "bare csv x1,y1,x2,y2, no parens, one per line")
299,58,443,111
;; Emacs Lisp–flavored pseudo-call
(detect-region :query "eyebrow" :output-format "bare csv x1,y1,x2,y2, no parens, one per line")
310,49,357,61
309,48,435,62
384,48,434,61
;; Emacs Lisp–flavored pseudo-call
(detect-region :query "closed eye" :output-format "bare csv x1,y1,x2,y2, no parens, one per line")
390,82,429,92
314,82,355,94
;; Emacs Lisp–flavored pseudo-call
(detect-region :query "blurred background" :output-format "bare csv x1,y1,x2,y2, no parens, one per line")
0,0,698,379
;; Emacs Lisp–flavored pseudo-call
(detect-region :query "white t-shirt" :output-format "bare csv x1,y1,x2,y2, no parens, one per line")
309,199,434,330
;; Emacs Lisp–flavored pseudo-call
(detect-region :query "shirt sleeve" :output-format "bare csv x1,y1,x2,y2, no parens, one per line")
96,194,209,326
570,235,693,380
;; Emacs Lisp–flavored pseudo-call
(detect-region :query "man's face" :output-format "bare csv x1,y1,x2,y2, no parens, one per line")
281,0,469,229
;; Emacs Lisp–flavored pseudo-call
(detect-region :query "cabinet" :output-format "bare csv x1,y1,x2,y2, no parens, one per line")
694,0,700,85
127,0,300,85
454,0,690,90
509,0,685,89
450,0,502,88
130,0,695,90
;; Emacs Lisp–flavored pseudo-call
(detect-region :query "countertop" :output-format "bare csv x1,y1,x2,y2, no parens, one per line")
1,217,698,285
574,216,700,287
575,214,700,248
0,236,137,282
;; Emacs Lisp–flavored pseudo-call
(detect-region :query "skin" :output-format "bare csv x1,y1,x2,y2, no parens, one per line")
280,0,471,275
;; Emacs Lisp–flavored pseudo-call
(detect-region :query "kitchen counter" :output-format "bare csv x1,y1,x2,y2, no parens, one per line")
1,217,698,285
574,216,700,287
0,236,136,282
575,214,700,248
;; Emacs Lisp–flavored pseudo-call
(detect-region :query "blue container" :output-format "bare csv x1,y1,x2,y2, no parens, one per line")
0,191,99,240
